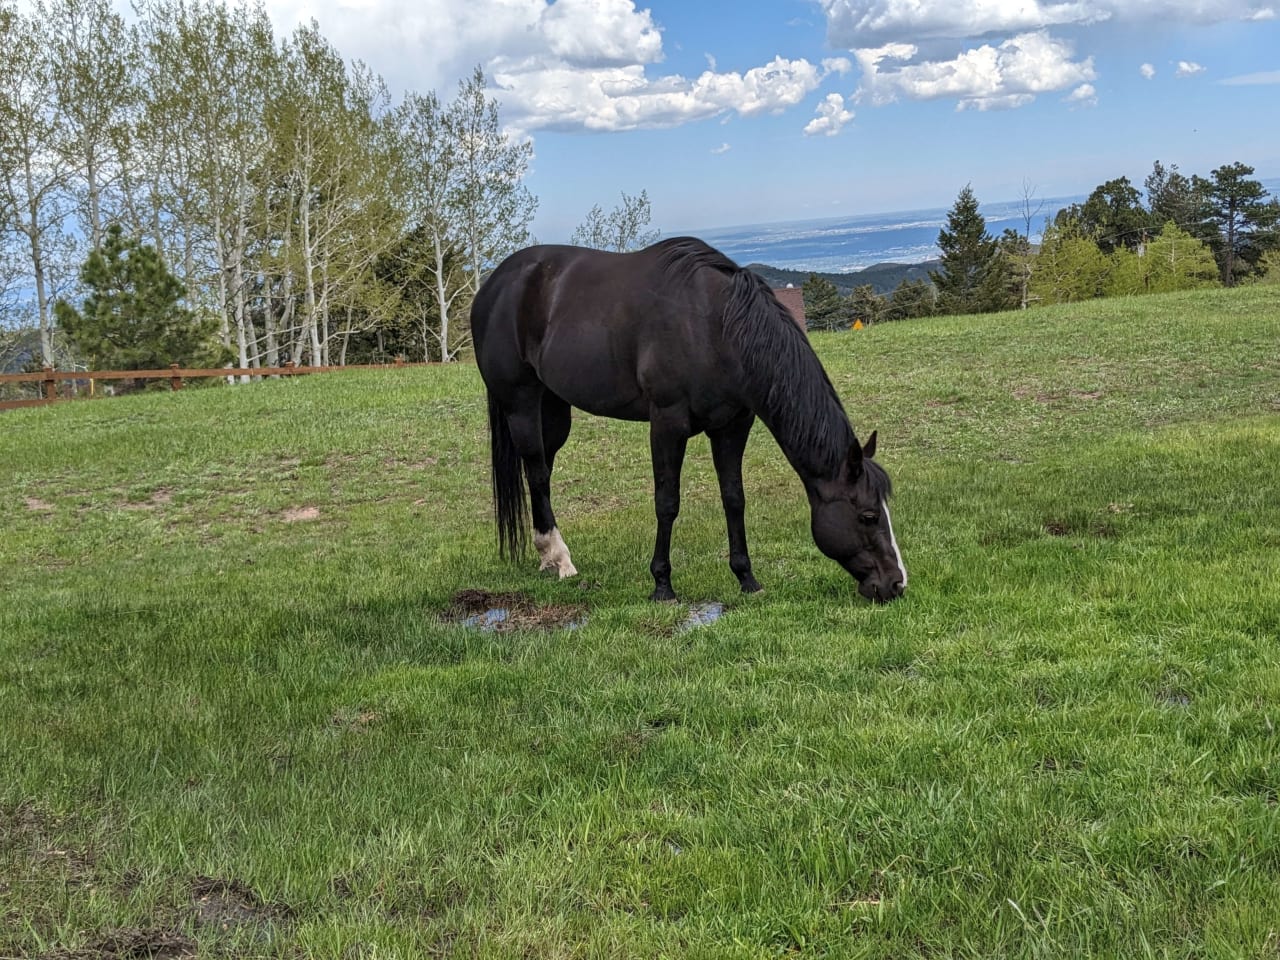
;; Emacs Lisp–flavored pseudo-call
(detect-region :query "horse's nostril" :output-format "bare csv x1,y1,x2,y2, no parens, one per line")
890,581,905,596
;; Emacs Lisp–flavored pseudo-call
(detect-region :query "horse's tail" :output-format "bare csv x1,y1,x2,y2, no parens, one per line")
487,391,528,560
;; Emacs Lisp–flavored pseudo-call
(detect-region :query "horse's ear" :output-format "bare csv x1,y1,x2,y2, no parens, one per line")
846,438,863,479
862,430,877,460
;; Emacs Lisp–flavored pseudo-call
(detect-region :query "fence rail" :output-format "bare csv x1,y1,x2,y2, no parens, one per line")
0,359,435,411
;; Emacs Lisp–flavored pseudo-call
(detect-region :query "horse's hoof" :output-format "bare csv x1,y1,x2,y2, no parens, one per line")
740,578,763,594
650,588,678,603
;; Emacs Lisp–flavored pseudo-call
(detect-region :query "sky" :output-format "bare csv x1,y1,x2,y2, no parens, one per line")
251,0,1278,239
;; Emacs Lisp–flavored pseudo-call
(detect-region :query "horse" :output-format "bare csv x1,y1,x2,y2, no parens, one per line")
470,236,907,603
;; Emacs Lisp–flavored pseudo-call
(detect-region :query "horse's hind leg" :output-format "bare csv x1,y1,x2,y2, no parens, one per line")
536,393,577,578
505,390,577,579
709,412,762,593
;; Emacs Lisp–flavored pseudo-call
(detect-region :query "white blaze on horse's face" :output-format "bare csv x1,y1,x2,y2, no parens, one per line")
534,527,578,579
883,500,907,587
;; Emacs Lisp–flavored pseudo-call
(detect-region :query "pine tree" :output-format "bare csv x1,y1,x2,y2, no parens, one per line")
930,184,997,315
1194,162,1280,286
801,273,846,331
54,223,224,372
847,284,885,326
884,278,936,321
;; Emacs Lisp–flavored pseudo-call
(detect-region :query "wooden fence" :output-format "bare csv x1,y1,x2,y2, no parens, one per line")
0,359,435,411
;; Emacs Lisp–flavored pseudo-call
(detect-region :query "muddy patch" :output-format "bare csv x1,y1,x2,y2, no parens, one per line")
190,875,291,934
46,927,196,959
444,589,586,632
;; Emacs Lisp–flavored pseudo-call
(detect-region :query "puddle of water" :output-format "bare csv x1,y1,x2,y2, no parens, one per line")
458,606,588,632
462,608,511,631
679,602,725,632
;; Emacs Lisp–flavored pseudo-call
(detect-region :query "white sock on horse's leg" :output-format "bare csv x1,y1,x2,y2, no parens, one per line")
534,527,578,578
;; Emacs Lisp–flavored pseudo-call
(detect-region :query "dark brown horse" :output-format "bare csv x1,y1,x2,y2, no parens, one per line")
471,237,906,603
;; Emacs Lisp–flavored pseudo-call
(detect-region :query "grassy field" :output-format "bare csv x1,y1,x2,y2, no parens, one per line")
2,286,1279,958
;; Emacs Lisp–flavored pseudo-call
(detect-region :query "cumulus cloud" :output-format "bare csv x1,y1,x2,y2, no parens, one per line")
493,55,832,135
817,0,1272,109
711,142,732,154
1064,82,1098,106
854,31,1095,110
537,0,662,67
1176,60,1207,77
804,93,856,135
818,0,1277,46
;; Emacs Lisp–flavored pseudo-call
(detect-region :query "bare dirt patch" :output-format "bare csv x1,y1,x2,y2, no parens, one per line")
443,589,586,632
190,875,292,933
24,496,55,512
280,505,320,523
44,927,196,959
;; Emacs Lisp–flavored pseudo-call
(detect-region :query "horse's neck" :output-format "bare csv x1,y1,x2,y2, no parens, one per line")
750,366,853,486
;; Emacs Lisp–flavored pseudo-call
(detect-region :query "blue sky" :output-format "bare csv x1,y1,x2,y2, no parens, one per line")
256,0,1280,240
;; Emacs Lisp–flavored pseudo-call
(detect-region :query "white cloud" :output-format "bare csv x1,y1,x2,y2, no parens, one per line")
711,142,732,154
818,0,1277,45
494,56,831,135
804,93,856,135
854,31,1095,109
1176,60,1207,77
538,0,662,67
1064,82,1098,106
957,94,1036,111
1220,68,1280,84
1140,62,1156,79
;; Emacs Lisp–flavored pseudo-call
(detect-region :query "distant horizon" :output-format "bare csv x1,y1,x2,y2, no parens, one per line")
677,175,1280,275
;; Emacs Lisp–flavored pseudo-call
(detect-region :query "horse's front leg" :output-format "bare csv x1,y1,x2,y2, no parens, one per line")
648,411,689,602
709,412,762,593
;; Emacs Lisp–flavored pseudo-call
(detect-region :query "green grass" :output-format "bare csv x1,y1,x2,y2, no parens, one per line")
2,287,1279,958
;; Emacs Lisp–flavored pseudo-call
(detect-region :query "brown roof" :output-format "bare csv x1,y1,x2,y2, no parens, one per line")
771,286,807,332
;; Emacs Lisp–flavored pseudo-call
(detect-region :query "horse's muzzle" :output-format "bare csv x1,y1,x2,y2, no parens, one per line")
858,577,906,603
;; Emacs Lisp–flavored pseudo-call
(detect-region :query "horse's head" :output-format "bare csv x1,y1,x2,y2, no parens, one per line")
807,431,907,603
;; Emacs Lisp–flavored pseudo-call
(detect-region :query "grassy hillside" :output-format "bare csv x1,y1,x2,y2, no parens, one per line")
2,287,1278,958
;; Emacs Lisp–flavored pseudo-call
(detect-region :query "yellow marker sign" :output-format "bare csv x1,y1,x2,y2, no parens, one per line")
853,319,864,330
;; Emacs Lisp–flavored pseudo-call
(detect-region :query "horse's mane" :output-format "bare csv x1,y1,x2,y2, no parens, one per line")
654,237,857,481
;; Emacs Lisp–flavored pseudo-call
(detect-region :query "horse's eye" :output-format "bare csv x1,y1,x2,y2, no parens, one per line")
859,511,879,525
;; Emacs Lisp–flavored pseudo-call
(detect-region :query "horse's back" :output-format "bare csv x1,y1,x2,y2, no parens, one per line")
474,240,747,426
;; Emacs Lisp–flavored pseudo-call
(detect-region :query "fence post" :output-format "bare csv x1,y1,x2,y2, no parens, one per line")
43,366,57,402
170,363,182,391
395,355,404,367
285,360,296,377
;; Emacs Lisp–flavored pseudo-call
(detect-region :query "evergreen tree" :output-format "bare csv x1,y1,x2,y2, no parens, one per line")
847,284,885,326
930,184,997,315
1071,176,1148,254
884,278,935,321
978,228,1023,312
54,223,224,370
1193,162,1279,286
801,273,846,331
1144,161,1211,238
